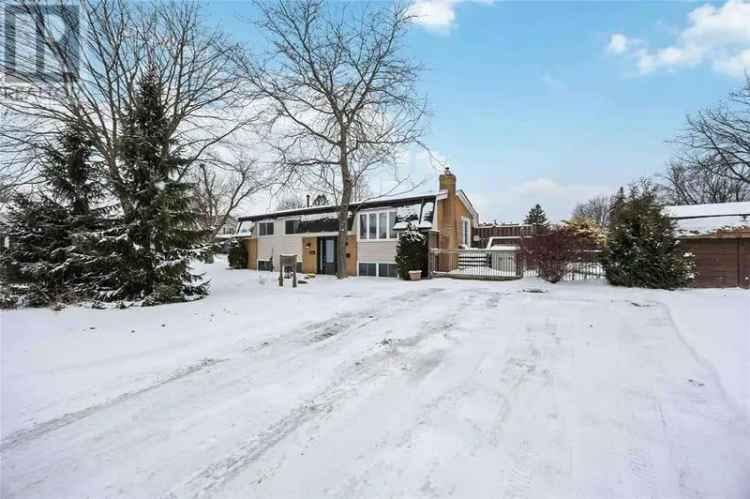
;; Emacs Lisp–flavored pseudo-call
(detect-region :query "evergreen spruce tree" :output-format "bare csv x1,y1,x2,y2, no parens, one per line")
0,120,106,306
42,119,116,299
115,64,209,304
524,204,549,233
0,194,71,306
601,184,694,289
228,239,248,269
609,187,626,226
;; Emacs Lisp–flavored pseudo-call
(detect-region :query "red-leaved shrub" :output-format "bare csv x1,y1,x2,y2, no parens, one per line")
520,225,590,283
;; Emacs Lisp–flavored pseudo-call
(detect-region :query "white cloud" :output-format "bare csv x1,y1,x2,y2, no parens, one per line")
408,0,495,33
408,0,456,31
714,48,750,77
608,0,750,78
607,33,630,54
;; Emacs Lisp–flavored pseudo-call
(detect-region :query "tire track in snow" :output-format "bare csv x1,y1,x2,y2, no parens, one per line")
242,288,446,354
309,296,481,499
3,288,446,455
164,362,387,499
166,290,477,499
0,358,226,452
504,439,534,499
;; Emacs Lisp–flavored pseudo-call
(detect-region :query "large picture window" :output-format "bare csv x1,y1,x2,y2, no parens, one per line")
359,210,398,241
368,213,377,239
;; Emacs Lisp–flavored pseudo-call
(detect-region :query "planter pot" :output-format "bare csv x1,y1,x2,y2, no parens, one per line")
408,270,422,281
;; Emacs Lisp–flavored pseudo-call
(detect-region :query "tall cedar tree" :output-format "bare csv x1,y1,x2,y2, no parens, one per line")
394,224,427,280
601,184,694,289
0,121,105,305
115,65,209,304
524,204,549,233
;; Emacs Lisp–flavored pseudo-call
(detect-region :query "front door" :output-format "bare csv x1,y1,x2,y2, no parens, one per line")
317,237,337,275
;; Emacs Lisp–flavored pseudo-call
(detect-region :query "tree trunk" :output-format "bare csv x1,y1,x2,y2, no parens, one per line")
337,156,353,279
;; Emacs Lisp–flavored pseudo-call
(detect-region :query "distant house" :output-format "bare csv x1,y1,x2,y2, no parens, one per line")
665,202,750,289
476,223,532,249
235,168,478,277
217,216,238,236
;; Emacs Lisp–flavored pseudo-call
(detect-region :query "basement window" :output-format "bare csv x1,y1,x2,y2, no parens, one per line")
358,263,377,276
378,263,398,278
258,259,273,271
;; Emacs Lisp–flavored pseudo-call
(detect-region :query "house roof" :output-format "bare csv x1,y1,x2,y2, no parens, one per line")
664,202,750,238
237,192,440,222
457,189,479,223
664,201,750,219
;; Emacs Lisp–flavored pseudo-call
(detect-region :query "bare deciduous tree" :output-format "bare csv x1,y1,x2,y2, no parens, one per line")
275,195,307,211
659,157,750,205
673,76,750,190
245,0,427,278
570,195,611,228
191,157,263,240
0,0,255,210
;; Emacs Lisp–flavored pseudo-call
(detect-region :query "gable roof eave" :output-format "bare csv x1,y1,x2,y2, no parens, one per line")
236,193,440,223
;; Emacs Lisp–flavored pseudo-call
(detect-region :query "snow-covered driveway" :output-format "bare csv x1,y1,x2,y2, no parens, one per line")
2,260,749,498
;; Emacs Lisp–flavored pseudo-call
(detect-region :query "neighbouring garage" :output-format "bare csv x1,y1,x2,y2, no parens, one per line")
681,236,750,289
665,201,750,289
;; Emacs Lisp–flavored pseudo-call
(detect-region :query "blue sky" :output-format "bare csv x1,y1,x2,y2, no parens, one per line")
206,1,750,222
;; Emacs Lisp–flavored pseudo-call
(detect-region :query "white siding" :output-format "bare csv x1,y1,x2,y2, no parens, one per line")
358,240,397,263
256,219,303,267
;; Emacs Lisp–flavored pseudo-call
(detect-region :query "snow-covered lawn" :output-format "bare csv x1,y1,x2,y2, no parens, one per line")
2,257,749,498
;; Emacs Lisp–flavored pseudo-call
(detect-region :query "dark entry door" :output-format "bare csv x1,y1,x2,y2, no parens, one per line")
317,237,337,275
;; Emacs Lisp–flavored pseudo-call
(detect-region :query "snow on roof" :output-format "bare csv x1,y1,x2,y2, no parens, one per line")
238,192,440,221
215,233,241,240
391,199,436,231
664,202,750,219
664,202,750,237
488,244,520,251
672,217,750,237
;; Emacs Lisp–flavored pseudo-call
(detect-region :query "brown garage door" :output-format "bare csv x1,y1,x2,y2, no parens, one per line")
683,239,742,288
740,239,750,289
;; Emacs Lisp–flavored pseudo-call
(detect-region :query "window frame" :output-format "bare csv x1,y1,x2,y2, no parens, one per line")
461,217,471,246
358,262,377,276
258,221,275,237
284,219,300,235
358,209,399,242
358,261,397,277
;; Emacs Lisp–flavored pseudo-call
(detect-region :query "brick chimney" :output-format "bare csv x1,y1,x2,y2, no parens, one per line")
439,167,456,197
438,167,458,250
